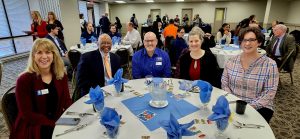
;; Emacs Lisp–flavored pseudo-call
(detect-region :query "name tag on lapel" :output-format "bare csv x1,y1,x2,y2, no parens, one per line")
37,89,49,96
156,57,163,66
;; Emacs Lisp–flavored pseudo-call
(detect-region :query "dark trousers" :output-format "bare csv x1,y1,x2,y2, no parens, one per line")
257,107,274,123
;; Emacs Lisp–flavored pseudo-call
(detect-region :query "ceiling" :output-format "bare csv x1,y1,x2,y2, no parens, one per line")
89,0,293,4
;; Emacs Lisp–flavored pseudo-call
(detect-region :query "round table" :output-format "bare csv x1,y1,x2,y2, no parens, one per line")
52,78,275,139
210,45,266,68
70,43,132,54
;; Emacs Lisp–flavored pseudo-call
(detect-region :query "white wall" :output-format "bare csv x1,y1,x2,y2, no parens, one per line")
267,0,289,23
59,0,81,48
28,0,41,11
286,0,300,24
109,1,267,25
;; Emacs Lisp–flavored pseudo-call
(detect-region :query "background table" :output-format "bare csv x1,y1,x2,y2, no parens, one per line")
210,45,266,68
52,78,275,139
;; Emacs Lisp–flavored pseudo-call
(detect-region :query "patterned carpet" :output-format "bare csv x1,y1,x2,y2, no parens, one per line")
0,55,299,139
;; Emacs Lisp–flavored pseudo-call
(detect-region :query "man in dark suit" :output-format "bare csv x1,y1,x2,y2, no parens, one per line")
266,24,296,71
45,24,72,75
76,34,121,97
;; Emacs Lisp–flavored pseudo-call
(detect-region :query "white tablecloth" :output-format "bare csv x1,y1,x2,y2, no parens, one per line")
52,78,275,139
70,43,132,54
210,45,266,68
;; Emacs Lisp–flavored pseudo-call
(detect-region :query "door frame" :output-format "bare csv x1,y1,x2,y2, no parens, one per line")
213,8,227,34
181,8,193,26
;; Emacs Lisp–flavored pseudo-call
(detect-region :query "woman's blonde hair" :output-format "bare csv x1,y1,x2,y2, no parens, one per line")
26,38,65,80
47,11,57,21
31,11,43,25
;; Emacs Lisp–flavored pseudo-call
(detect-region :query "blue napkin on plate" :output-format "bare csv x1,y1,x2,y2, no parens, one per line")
84,85,104,111
192,80,212,103
208,96,231,131
80,37,86,46
100,107,121,138
107,68,128,93
160,114,197,139
178,80,193,91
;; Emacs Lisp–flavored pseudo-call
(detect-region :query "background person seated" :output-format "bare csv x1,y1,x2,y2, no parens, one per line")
81,22,97,43
266,24,296,71
216,23,231,45
169,27,188,66
76,34,121,97
132,32,171,79
11,39,72,139
222,27,279,123
122,22,142,54
108,24,122,46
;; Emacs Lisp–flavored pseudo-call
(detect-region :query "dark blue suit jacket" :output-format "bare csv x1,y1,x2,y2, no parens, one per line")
45,34,67,56
76,50,121,96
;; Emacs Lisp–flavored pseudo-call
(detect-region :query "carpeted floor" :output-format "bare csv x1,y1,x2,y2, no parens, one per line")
0,55,299,139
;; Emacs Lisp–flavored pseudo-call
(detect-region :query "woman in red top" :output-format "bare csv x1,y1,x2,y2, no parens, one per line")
31,11,48,40
10,39,72,139
175,27,220,88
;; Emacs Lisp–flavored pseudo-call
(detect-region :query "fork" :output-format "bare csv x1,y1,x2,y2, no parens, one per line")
235,121,265,128
66,111,94,117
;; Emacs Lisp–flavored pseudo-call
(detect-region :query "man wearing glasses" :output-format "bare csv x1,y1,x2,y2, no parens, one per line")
76,34,121,97
132,32,171,79
266,24,296,71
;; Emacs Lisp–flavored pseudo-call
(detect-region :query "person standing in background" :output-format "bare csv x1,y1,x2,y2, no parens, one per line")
47,11,64,41
30,11,48,40
115,17,122,33
79,13,87,33
130,13,139,29
174,15,180,26
147,14,153,26
99,13,111,34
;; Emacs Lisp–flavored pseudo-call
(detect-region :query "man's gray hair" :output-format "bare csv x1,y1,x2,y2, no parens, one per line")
188,26,205,43
276,24,287,32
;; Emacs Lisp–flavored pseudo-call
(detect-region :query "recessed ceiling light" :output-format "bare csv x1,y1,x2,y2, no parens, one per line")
146,0,154,2
115,1,126,3
176,0,184,2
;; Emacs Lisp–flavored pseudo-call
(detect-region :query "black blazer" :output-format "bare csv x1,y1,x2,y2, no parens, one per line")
176,50,220,88
76,50,121,96
45,34,67,56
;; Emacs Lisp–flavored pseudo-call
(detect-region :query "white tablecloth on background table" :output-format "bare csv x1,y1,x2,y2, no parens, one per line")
210,44,266,68
70,43,132,54
52,78,275,139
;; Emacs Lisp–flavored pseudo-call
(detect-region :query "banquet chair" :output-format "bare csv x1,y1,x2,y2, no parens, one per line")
116,48,131,79
278,49,296,85
68,49,82,101
1,86,18,133
0,61,3,85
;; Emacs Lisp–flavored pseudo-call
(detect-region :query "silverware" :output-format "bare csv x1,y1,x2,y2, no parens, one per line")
65,111,94,117
102,89,112,96
235,121,265,128
55,123,88,137
233,123,261,129
224,92,230,97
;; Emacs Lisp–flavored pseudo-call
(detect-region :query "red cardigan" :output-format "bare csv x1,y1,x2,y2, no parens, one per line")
31,21,48,38
10,72,72,139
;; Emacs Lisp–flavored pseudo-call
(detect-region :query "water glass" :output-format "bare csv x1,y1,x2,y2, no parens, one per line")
105,126,119,139
93,103,104,118
215,118,229,138
149,80,168,108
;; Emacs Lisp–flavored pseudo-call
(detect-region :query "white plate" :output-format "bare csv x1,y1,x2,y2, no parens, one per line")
149,100,168,108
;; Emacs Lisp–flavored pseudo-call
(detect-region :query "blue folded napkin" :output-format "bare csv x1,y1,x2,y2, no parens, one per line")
107,68,128,93
178,80,193,91
84,85,104,112
192,80,212,104
208,96,231,131
112,36,121,45
89,36,97,43
80,37,87,46
100,107,121,138
160,114,197,139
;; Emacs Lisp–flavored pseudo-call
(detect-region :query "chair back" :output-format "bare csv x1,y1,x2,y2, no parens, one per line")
68,49,82,71
279,49,295,71
116,48,130,67
1,86,18,133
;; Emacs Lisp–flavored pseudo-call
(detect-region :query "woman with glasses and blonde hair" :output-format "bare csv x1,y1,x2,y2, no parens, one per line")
222,27,279,123
175,26,220,87
11,39,72,139
30,11,48,40
47,11,64,41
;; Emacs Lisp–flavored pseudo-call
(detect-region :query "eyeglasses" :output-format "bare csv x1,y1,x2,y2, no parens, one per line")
242,38,257,43
144,40,155,43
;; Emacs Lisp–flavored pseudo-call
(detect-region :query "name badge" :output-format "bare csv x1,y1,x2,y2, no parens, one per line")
156,62,162,65
37,89,49,96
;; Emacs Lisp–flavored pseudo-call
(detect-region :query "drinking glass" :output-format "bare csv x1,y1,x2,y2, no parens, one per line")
215,118,229,138
183,80,192,97
93,102,104,118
